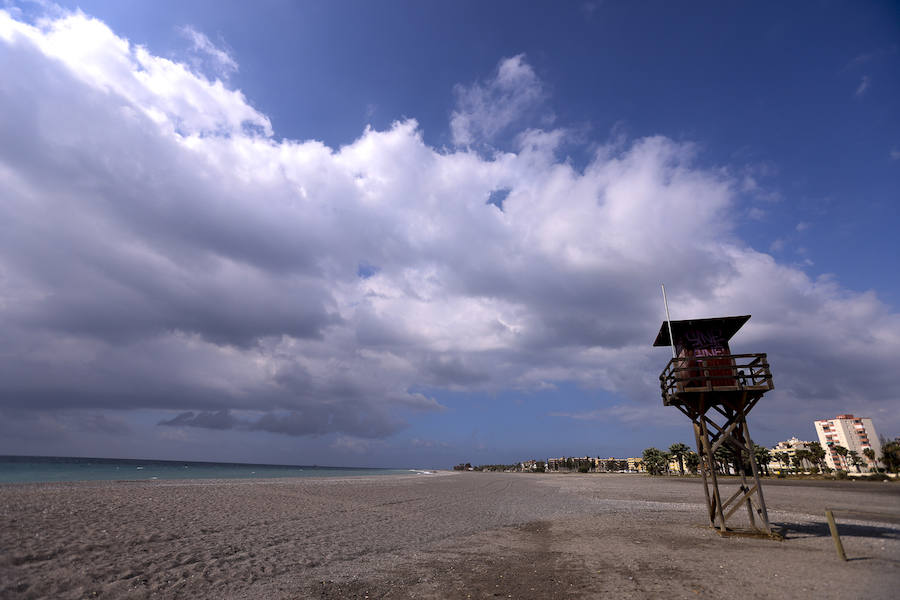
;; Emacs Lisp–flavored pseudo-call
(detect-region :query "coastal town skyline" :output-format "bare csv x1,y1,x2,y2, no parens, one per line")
455,412,892,473
1,2,899,468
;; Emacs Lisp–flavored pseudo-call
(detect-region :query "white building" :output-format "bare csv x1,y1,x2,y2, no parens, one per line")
770,437,814,473
814,414,882,471
627,457,646,473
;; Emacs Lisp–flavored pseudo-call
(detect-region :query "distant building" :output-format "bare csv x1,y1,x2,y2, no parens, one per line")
546,457,564,471
627,457,645,473
539,456,647,473
667,450,698,474
545,456,597,472
594,457,620,472
814,414,882,471
769,437,814,473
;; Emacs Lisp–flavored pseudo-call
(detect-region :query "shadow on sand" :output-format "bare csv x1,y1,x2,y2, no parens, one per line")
772,519,900,563
775,520,899,541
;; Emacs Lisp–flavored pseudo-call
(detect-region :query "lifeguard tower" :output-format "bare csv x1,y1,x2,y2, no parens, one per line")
653,314,780,539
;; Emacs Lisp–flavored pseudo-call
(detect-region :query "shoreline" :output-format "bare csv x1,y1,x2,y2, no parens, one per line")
2,468,895,489
0,455,429,485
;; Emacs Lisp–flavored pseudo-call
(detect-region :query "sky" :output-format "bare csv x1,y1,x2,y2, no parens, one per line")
0,1,898,468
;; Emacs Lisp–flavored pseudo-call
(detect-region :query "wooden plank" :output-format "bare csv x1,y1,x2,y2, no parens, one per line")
724,484,759,521
743,423,772,532
721,484,749,512
709,420,739,454
701,419,727,531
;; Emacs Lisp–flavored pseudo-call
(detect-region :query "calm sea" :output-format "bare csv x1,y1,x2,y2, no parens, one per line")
0,456,422,484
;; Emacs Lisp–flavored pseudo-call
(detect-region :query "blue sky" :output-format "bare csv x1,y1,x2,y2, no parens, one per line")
0,1,898,467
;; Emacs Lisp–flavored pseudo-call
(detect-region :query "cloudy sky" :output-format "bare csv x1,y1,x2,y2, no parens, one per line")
1,1,898,468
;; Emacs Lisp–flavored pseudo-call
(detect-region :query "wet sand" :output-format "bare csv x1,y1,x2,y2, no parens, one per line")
1,472,898,599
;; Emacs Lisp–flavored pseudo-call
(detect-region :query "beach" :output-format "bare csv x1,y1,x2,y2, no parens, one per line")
1,472,898,599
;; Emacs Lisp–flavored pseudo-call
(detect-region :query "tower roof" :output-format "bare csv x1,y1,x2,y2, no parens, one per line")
652,315,751,347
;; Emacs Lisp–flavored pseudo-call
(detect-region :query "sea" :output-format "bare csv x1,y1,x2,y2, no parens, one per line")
0,455,425,484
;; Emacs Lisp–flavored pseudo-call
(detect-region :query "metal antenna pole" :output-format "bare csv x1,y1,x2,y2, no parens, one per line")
661,284,676,358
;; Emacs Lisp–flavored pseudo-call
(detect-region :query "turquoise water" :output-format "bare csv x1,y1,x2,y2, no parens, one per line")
0,456,416,484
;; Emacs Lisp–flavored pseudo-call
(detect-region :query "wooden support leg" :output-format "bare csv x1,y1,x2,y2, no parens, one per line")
695,421,715,526
742,416,773,534
735,421,758,529
700,418,726,532
675,395,780,540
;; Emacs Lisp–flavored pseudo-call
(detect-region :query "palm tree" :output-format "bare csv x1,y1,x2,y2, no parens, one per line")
833,444,850,471
753,444,772,476
714,444,732,475
642,447,667,476
807,441,827,472
796,449,816,473
849,450,864,473
662,451,673,475
863,447,877,472
711,447,722,474
669,443,691,476
685,452,700,475
880,439,900,473
774,451,791,474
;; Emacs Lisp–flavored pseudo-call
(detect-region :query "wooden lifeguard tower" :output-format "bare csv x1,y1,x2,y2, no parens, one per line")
653,314,780,539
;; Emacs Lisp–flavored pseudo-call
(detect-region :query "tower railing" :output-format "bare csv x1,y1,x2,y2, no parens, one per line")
659,353,772,405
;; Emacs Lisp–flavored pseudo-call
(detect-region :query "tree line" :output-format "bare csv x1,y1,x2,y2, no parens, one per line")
453,462,520,472
450,437,900,476
641,443,699,475
642,437,900,476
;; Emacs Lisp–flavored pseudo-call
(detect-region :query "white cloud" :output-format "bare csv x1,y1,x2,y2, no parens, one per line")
450,54,551,147
180,25,238,79
746,207,766,220
581,2,601,20
855,75,870,97
410,438,450,449
890,148,900,160
330,435,384,454
549,404,680,427
0,11,270,137
1,8,899,443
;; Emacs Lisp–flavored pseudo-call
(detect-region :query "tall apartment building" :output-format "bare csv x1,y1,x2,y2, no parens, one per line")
813,414,882,471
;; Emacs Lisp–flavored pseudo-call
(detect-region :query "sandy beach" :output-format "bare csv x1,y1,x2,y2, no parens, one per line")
1,472,898,599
